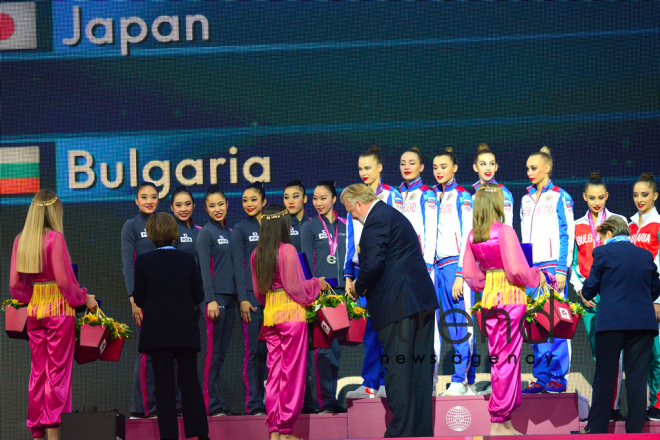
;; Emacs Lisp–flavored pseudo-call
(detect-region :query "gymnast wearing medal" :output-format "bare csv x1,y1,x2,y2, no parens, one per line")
301,180,348,413
231,182,268,415
121,181,159,418
629,172,660,421
196,185,237,417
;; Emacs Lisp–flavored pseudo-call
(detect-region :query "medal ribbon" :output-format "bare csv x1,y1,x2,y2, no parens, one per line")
587,209,606,247
319,211,340,258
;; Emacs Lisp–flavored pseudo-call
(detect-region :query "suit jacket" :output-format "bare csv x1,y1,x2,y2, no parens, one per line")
354,201,439,331
133,248,204,353
583,240,660,334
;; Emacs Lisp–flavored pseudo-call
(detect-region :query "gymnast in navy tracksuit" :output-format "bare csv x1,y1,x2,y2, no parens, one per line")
171,186,202,257
196,185,237,416
122,181,159,418
283,180,319,413
302,180,348,414
231,182,268,415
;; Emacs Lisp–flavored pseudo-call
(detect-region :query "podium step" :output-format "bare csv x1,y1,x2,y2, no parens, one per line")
346,392,589,438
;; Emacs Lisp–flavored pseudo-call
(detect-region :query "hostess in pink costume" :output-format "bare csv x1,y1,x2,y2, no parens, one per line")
251,243,320,435
462,223,540,423
9,230,87,438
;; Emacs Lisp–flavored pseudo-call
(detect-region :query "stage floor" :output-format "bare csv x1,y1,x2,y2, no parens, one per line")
124,392,660,439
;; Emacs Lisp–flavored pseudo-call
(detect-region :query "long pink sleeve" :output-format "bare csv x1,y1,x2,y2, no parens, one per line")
279,244,321,307
9,235,33,303
462,235,486,292
49,231,87,307
499,226,540,288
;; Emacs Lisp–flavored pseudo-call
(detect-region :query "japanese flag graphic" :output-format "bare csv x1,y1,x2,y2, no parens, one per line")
0,2,37,50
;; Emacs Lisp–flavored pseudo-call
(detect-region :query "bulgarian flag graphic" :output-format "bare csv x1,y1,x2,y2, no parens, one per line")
0,146,40,195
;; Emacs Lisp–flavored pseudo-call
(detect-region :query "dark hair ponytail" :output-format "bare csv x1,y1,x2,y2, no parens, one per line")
436,147,457,166
204,184,226,204
136,181,158,195
284,179,306,195
474,143,496,164
171,185,194,205
637,172,658,193
360,145,383,165
584,172,606,192
316,180,337,198
244,181,266,201
402,146,424,165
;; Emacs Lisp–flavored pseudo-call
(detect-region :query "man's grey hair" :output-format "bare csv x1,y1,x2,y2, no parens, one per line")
340,184,377,205
596,216,631,238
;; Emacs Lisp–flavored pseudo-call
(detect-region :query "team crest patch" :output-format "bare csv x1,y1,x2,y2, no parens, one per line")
180,234,193,243
289,227,299,236
446,193,454,202
217,237,229,245
249,232,259,242
409,193,418,201
545,194,554,202
319,232,328,239
140,231,148,238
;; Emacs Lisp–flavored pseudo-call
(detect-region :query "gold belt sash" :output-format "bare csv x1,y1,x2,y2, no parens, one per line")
263,289,306,326
27,281,75,319
480,269,526,309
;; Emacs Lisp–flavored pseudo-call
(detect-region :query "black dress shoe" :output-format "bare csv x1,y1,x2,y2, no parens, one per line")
610,409,626,421
321,403,347,414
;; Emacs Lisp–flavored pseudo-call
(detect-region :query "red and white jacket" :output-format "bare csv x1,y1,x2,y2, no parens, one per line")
570,209,626,292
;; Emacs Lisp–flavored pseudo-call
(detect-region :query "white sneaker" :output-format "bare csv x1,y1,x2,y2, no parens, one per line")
465,384,478,395
346,385,378,399
376,385,387,398
443,382,467,396
478,384,493,395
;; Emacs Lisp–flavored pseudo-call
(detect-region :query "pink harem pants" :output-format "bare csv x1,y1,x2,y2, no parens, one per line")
264,321,308,435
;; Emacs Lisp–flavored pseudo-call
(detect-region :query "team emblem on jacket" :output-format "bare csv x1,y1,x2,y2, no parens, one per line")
180,233,193,243
446,193,454,201
409,194,418,201
249,232,259,242
318,232,328,239
140,230,148,238
217,237,229,245
545,194,553,202
289,227,299,236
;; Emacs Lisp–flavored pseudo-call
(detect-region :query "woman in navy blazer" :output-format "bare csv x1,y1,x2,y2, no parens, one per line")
133,213,210,440
582,216,660,434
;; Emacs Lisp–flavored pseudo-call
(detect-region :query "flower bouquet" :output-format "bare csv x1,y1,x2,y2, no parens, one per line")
2,299,28,340
75,309,110,364
99,317,131,362
470,301,486,337
523,289,586,342
339,295,369,346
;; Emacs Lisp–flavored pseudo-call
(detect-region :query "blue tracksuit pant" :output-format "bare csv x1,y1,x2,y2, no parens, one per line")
434,258,477,384
526,263,571,387
356,268,386,389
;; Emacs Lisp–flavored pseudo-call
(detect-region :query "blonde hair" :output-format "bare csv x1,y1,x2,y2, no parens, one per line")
472,183,505,243
340,184,377,206
16,190,64,273
529,146,553,173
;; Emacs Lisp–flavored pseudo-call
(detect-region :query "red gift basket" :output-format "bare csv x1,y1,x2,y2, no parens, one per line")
3,300,29,340
100,336,125,361
339,317,368,346
311,323,333,349
75,309,110,364
532,287,578,339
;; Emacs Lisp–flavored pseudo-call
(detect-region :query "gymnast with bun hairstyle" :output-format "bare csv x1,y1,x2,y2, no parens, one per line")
431,147,476,396
472,144,514,226
629,172,660,420
520,146,575,395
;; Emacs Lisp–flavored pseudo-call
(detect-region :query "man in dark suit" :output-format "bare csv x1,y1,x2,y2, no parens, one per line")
342,184,439,438
583,216,660,434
